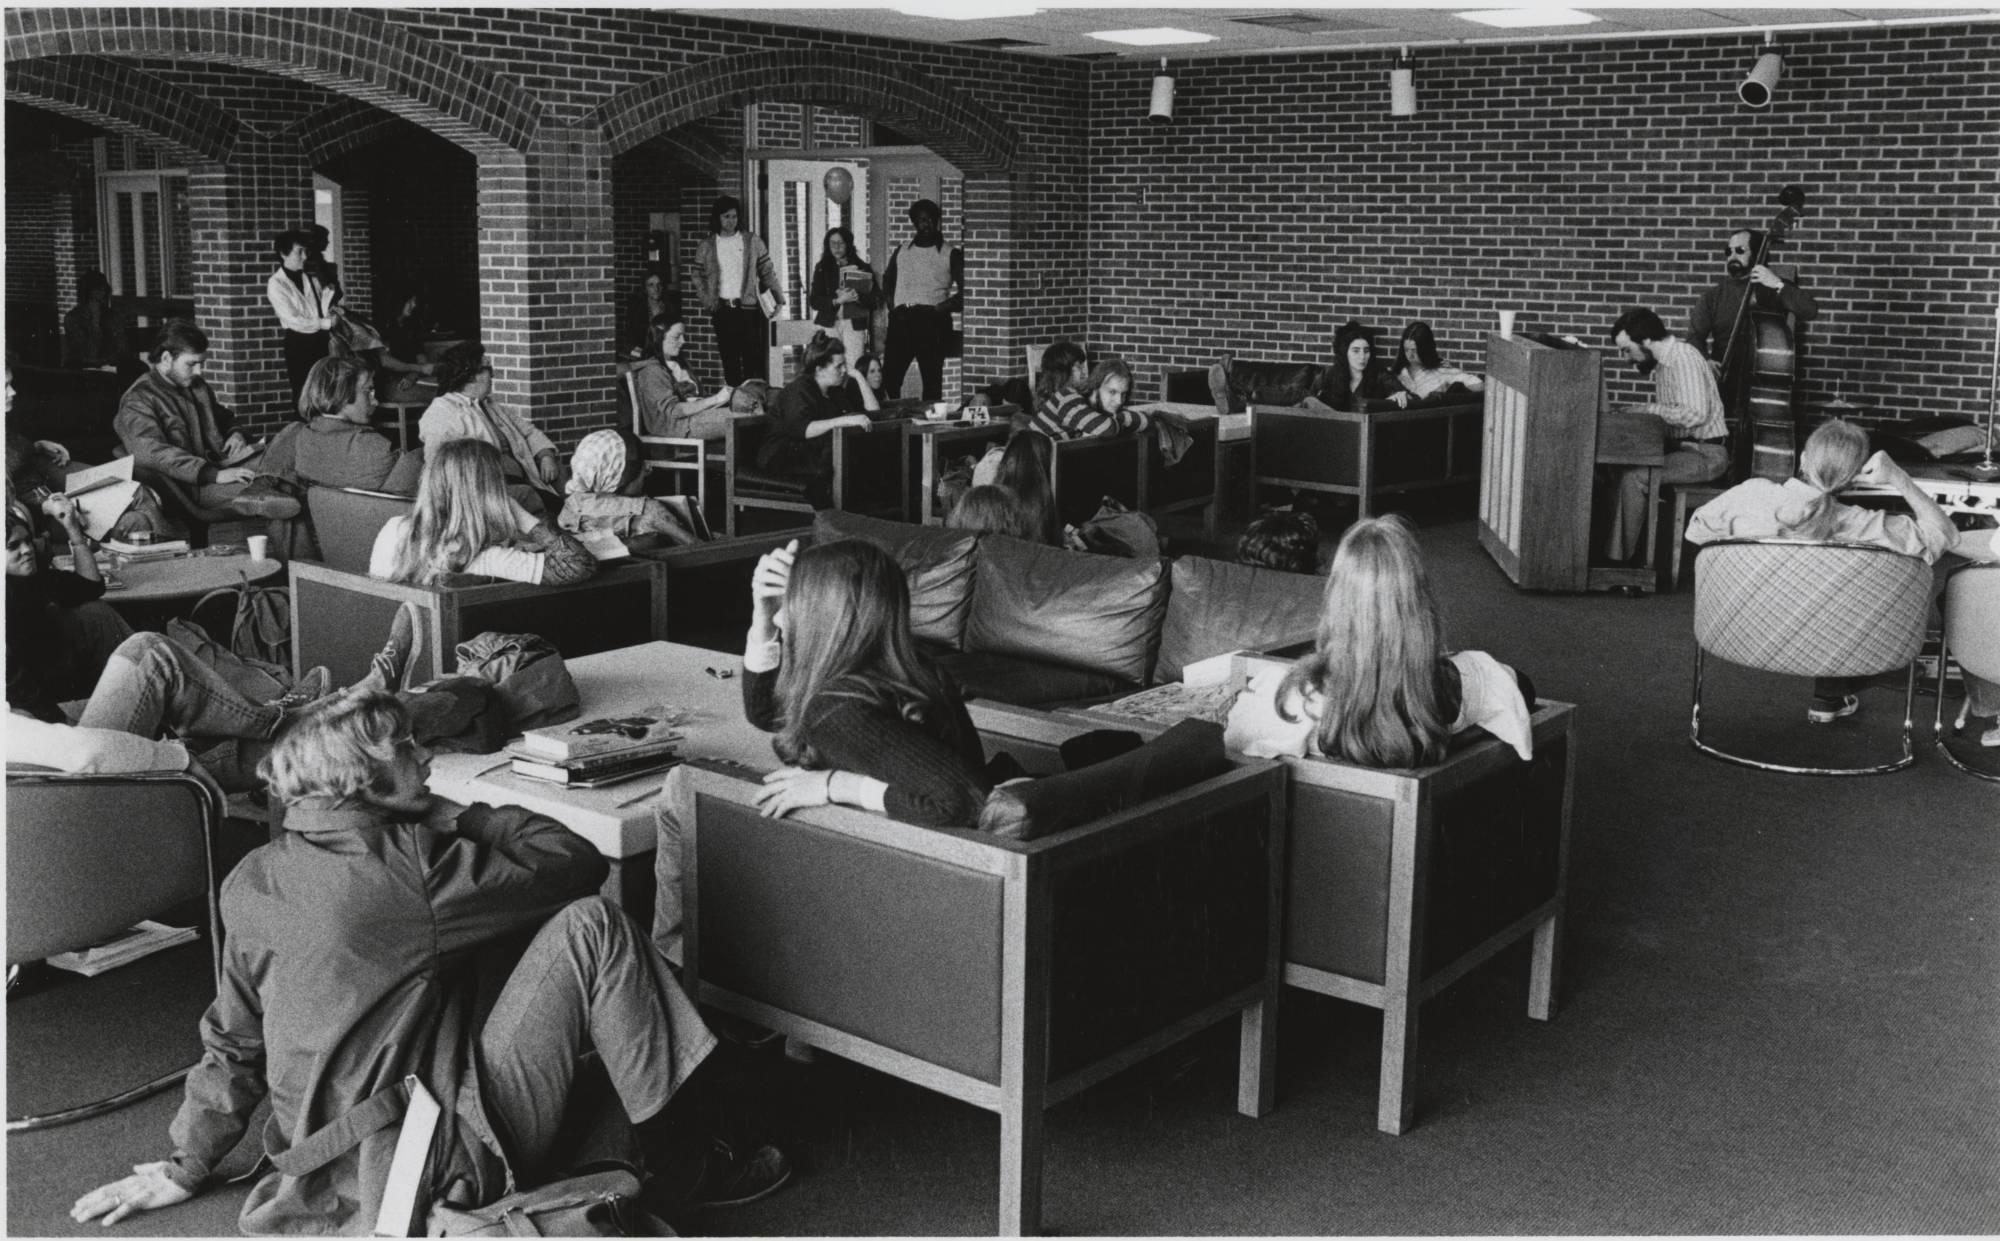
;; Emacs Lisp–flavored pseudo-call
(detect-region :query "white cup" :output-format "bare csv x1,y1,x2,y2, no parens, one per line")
247,534,269,561
927,401,955,421
1498,310,1517,338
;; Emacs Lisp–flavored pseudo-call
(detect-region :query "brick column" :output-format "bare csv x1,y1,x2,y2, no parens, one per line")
187,133,313,432
477,120,616,456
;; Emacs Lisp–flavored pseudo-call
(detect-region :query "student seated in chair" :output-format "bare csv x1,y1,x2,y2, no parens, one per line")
260,355,423,495
1684,416,2000,732
756,332,876,509
70,691,793,1233
560,428,710,548
114,322,299,522
371,439,595,586
1225,515,1534,765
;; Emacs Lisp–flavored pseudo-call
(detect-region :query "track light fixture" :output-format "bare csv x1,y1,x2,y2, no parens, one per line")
1390,47,1417,117
1739,34,1783,108
1148,58,1175,122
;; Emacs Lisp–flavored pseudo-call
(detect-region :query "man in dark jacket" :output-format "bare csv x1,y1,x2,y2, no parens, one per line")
72,691,790,1232
114,322,298,521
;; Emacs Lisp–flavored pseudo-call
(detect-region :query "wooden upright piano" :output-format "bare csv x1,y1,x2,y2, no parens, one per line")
1479,332,1666,592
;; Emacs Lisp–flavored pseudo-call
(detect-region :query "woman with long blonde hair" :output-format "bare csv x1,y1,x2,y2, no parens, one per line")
741,537,989,826
1685,417,1985,727
1225,515,1533,767
369,439,595,586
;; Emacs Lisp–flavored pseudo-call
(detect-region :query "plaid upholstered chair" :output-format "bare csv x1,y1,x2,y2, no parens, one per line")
1934,562,2000,781
1690,538,1932,775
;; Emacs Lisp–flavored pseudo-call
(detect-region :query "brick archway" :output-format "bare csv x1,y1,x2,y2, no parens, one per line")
3,7,539,157
6,58,239,165
591,50,1018,173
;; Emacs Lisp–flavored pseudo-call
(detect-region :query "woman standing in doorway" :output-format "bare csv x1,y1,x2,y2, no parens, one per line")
266,229,339,403
807,226,875,365
694,196,784,387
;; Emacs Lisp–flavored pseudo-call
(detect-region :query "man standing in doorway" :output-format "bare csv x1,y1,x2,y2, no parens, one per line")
695,195,783,387
880,199,962,402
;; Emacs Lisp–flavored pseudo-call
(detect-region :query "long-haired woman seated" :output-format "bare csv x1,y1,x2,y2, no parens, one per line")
1225,515,1533,766
742,538,992,827
370,439,596,586
1311,320,1409,411
1395,320,1485,401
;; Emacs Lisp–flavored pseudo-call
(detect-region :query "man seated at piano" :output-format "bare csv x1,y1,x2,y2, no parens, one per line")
1684,417,2000,733
1600,307,1730,563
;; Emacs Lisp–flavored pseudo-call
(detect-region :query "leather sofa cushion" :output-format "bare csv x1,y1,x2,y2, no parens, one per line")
931,647,1129,708
1154,556,1326,684
978,718,1232,840
964,533,1168,685
1229,361,1323,409
813,509,979,649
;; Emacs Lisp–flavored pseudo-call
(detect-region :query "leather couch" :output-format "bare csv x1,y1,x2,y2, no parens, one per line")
1166,359,1323,414
813,509,1324,706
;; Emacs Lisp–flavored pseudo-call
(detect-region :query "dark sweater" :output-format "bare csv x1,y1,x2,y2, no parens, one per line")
7,568,107,721
742,664,991,827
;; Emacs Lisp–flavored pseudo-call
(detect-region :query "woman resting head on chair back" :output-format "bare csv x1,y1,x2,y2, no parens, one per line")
1225,515,1533,767
742,537,992,826
947,484,1043,543
371,438,595,587
559,428,707,547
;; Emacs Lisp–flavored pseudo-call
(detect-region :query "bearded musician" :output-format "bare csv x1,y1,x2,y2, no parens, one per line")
1686,228,1819,450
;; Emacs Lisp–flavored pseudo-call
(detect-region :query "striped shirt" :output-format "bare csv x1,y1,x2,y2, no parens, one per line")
1639,336,1729,442
1032,390,1152,441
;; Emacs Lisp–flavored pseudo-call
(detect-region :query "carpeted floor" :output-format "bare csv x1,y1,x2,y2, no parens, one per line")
9,505,1999,1236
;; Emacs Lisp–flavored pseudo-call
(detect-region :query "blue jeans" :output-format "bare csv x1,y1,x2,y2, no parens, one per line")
75,632,281,789
476,897,716,1188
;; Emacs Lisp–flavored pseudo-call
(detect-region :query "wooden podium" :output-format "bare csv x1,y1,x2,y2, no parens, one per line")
1478,333,1664,592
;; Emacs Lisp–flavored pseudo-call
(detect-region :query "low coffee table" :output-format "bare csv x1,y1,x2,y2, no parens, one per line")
426,641,779,908
102,550,282,608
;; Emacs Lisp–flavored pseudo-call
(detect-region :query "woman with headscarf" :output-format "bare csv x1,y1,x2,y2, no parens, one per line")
559,429,709,549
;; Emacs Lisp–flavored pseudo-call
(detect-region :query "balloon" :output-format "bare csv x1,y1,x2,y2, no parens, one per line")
823,167,854,205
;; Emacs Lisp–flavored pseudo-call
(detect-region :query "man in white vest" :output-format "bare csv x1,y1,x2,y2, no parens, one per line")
879,199,962,402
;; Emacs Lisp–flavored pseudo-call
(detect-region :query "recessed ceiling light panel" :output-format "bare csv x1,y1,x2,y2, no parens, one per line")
1087,27,1217,47
1455,8,1600,28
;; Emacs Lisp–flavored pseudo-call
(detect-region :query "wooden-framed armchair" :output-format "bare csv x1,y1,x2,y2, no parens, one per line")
724,413,909,535
673,755,1288,1236
289,559,668,687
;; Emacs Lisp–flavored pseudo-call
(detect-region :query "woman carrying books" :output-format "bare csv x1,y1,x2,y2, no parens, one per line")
807,226,876,368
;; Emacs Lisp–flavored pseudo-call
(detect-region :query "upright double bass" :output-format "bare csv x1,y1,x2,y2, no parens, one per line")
1718,186,1809,480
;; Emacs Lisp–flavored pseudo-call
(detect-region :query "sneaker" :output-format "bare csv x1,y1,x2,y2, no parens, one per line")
374,601,422,691
268,666,332,713
691,1139,794,1210
1982,723,2000,749
1806,694,1860,725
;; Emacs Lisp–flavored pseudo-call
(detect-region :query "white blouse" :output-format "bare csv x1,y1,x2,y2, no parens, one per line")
1223,649,1534,763
368,515,545,586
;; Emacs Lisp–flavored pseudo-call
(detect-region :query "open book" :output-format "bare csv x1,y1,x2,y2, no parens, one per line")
59,457,143,541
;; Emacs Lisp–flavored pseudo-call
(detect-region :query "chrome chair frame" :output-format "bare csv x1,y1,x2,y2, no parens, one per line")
626,369,716,518
1688,537,1929,776
1932,562,2000,782
5,768,226,1132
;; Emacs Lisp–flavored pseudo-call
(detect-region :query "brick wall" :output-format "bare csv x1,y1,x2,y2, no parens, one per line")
1087,24,2000,422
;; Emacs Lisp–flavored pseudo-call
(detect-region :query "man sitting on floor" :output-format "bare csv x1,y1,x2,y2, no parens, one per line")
71,692,791,1233
115,322,298,523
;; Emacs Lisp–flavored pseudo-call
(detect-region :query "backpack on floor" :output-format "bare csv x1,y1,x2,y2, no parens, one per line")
188,572,293,675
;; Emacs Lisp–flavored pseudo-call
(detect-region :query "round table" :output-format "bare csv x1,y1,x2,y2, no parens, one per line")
102,552,282,606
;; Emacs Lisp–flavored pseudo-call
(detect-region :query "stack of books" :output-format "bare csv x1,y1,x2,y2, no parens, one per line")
505,705,686,787
102,537,192,563
48,920,199,977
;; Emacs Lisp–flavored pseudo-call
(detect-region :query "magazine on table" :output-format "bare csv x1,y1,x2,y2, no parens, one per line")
513,704,688,761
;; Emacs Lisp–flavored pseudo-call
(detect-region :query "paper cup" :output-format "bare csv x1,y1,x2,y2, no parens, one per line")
247,534,269,561
1499,310,1517,338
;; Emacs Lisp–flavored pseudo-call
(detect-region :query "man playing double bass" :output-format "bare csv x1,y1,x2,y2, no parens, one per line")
1686,229,1820,465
